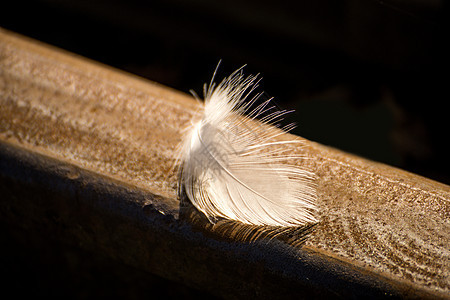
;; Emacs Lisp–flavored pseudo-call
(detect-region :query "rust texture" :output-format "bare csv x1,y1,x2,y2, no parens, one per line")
1,28,448,298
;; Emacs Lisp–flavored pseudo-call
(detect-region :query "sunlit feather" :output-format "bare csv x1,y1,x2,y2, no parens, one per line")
179,68,318,226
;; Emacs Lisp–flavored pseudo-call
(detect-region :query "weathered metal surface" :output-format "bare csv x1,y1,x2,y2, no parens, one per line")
1,28,448,298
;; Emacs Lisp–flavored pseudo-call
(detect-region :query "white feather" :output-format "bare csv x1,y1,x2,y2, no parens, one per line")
179,68,318,227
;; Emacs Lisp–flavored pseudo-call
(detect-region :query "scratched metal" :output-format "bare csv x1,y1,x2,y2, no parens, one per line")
1,29,448,297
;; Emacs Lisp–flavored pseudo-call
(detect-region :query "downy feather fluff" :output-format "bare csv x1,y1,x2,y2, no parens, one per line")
179,68,318,227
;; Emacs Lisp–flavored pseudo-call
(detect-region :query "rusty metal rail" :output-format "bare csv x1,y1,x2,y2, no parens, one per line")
1,28,448,298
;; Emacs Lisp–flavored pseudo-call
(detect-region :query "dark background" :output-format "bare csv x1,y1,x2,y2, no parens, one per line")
1,0,448,298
